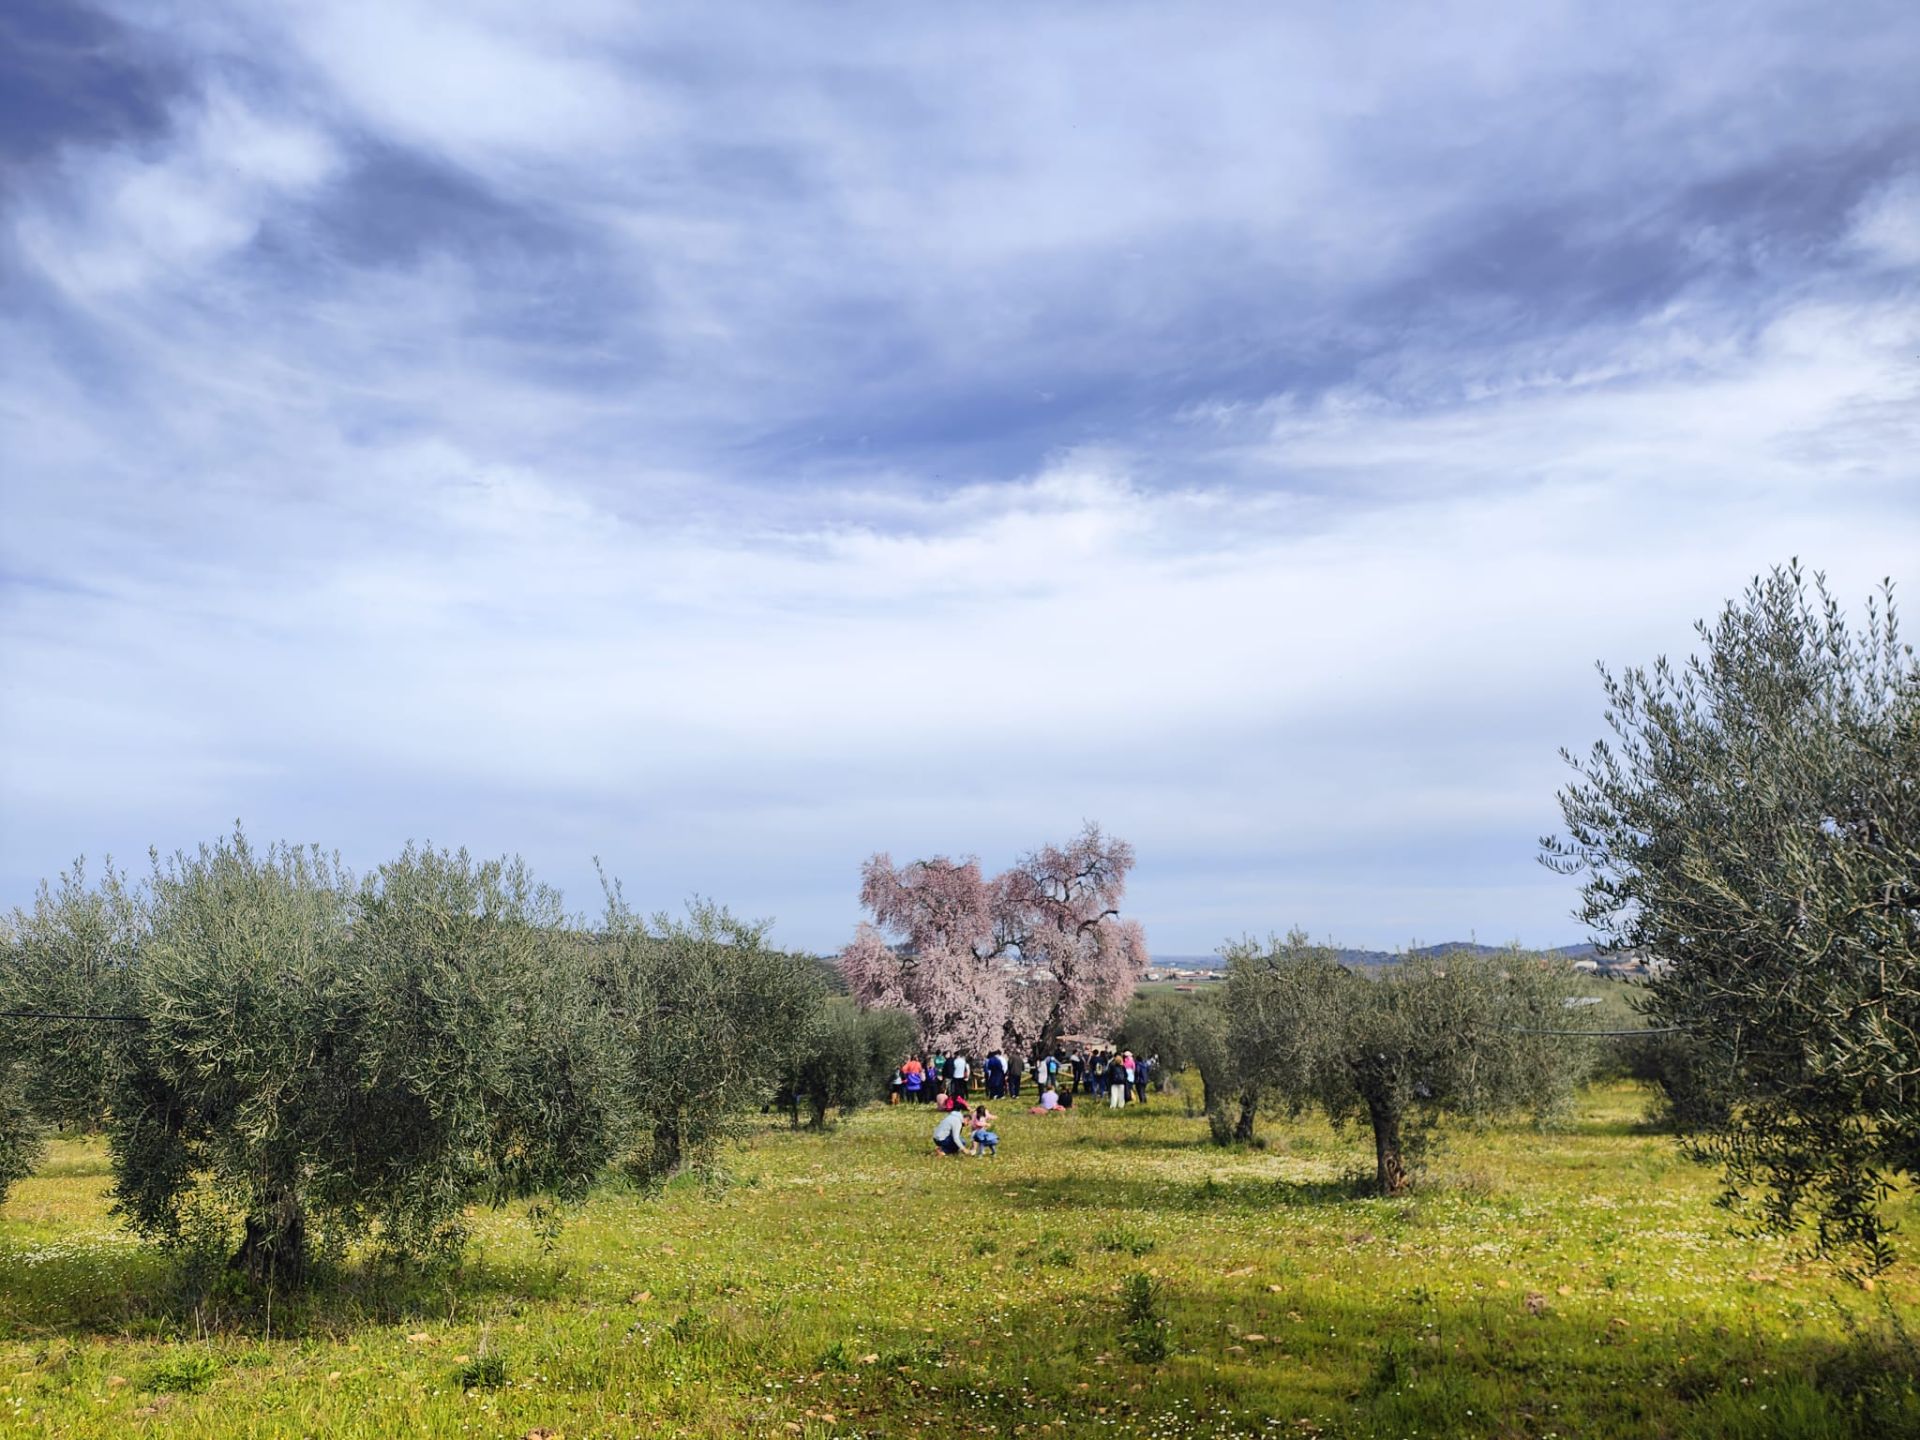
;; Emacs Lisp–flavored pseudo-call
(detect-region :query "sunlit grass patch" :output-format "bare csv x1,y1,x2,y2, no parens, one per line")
2,1083,1917,1437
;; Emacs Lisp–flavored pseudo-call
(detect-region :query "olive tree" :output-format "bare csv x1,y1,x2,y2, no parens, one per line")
1545,564,1920,1268
1229,934,1582,1194
591,891,823,1180
1120,988,1260,1145
109,833,354,1283
112,834,622,1285
0,1056,40,1206
788,998,916,1128
1,861,145,1211
0,858,146,1132
1614,1030,1733,1136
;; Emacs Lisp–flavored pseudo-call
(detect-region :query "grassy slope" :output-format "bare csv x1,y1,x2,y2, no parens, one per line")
2,1084,1916,1439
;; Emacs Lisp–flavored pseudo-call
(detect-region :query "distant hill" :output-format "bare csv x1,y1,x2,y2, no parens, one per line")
1151,942,1599,972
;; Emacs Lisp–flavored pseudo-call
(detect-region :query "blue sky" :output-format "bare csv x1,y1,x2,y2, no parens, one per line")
3,1,1917,953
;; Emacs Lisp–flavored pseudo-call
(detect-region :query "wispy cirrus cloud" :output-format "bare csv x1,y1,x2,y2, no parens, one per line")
2,0,1917,950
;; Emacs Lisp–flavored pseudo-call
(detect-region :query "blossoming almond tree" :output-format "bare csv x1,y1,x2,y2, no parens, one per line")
840,823,1148,1054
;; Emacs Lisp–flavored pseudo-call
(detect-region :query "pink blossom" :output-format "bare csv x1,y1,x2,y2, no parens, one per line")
839,823,1149,1053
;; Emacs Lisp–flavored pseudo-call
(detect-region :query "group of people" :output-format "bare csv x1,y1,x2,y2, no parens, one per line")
894,1045,1160,1157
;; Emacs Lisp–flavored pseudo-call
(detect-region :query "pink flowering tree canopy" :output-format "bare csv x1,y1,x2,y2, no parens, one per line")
839,823,1149,1054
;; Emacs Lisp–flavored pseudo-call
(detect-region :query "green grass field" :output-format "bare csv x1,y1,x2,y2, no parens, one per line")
4,1083,1917,1438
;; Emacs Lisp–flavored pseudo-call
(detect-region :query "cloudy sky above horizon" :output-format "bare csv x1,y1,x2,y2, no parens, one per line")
3,1,1917,954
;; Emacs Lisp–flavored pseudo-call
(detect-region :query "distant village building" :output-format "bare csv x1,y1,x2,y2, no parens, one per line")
1574,948,1669,981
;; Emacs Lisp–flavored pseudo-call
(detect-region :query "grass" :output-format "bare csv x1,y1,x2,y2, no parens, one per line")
3,1083,1918,1437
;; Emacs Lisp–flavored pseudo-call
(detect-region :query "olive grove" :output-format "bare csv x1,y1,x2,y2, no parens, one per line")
0,831,847,1287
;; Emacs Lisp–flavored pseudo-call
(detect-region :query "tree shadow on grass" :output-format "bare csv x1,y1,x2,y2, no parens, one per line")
0,1241,583,1341
997,1171,1375,1216
814,1272,1920,1439
1064,1131,1231,1153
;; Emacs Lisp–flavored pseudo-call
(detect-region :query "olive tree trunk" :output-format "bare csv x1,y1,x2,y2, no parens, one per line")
1365,1089,1409,1196
1199,1067,1237,1146
652,1118,684,1176
233,1187,307,1287
1233,1088,1260,1144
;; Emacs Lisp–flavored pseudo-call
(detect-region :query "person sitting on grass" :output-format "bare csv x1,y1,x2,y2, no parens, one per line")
933,1105,968,1156
968,1104,999,1157
1029,1085,1063,1115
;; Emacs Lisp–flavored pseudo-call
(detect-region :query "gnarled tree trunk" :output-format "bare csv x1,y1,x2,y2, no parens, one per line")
652,1117,685,1176
1233,1088,1260,1144
1199,1067,1234,1145
1365,1089,1408,1195
233,1187,307,1288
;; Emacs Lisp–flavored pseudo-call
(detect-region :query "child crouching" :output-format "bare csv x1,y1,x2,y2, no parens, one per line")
968,1104,999,1157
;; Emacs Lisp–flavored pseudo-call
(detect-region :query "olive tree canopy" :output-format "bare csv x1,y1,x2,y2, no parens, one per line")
590,891,825,1181
0,859,145,1132
1545,564,1920,1268
787,998,916,1128
112,836,623,1286
1228,933,1582,1194
0,1055,39,1207
1120,988,1261,1146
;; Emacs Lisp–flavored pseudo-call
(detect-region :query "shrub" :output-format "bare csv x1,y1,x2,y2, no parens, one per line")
1119,1273,1168,1363
139,1352,220,1394
454,1352,508,1390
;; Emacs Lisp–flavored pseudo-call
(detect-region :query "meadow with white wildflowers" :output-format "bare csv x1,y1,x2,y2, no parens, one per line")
2,1083,1915,1438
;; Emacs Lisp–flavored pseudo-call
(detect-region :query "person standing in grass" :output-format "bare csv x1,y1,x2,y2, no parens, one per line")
985,1049,1006,1100
904,1057,925,1103
1007,1050,1023,1098
1107,1052,1127,1108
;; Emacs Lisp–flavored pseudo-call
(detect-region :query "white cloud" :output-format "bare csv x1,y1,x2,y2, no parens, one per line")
13,90,338,298
4,0,1919,950
1850,172,1920,269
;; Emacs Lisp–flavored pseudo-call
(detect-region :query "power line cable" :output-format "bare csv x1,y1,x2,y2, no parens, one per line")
1502,1024,1683,1037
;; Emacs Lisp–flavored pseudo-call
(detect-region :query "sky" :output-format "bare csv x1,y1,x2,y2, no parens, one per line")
2,1,1917,955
